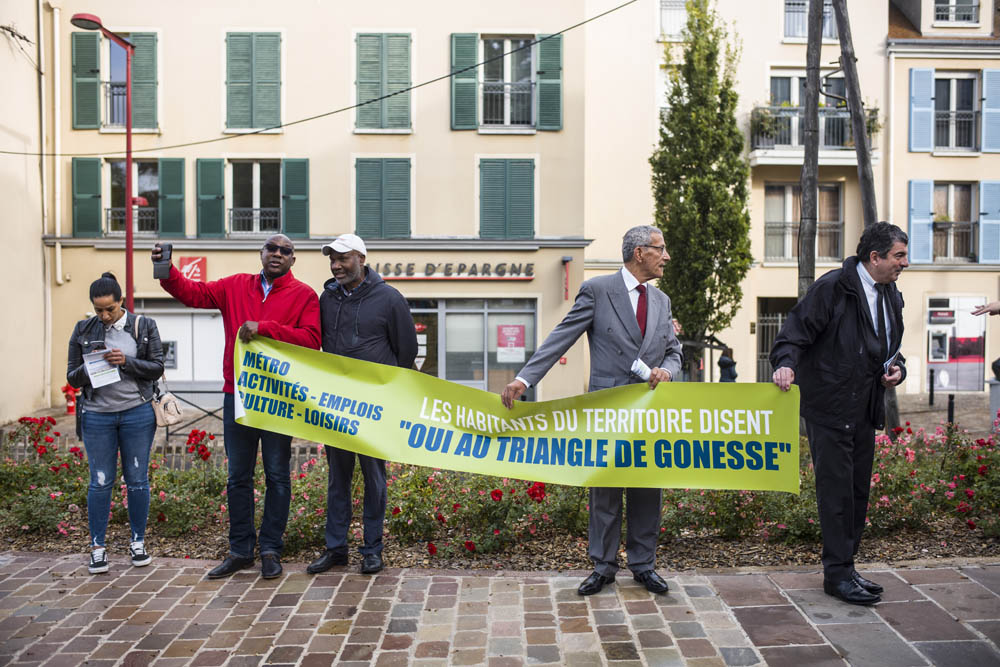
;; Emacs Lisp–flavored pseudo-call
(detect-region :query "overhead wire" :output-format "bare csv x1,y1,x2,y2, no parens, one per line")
0,0,639,158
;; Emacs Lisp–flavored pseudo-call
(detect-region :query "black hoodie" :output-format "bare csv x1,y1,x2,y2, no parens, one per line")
320,267,418,369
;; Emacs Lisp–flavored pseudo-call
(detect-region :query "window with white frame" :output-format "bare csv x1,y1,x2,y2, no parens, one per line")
933,182,977,261
763,74,850,149
481,36,534,128
660,0,687,40
935,0,980,22
764,183,843,261
230,161,281,234
784,0,837,39
108,160,159,234
71,31,157,130
934,74,978,150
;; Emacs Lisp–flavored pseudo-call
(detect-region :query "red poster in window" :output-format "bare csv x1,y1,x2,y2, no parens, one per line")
179,256,206,282
497,324,525,363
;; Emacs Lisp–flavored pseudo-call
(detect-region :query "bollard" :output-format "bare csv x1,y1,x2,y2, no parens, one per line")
929,369,935,406
948,393,955,424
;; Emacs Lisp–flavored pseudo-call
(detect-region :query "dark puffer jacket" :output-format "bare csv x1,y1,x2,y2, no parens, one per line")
320,268,417,369
769,256,906,432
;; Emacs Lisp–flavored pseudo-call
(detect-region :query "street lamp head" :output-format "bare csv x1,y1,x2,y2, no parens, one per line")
70,13,103,31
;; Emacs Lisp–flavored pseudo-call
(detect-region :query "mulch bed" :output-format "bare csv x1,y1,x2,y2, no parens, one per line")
6,516,998,572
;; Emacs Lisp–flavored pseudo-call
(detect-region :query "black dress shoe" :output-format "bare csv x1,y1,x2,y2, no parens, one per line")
577,571,615,596
824,578,880,605
360,553,384,575
206,555,254,579
261,554,282,579
306,549,349,575
852,570,884,595
634,569,670,594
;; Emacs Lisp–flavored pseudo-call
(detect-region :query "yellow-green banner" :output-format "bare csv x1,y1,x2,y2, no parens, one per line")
234,338,800,493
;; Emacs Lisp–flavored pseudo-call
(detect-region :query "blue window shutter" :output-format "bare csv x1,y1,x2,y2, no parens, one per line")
158,158,185,237
355,159,383,237
226,33,253,129
282,159,309,238
479,160,507,238
196,159,225,237
980,181,1000,263
357,34,383,129
130,33,157,129
383,159,411,238
253,33,281,128
536,34,562,131
451,34,478,130
982,70,1000,153
909,68,934,152
908,180,934,263
506,160,535,238
71,32,100,129
72,158,102,237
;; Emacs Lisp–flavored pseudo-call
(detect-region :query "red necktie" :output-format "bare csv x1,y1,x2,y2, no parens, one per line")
636,284,647,337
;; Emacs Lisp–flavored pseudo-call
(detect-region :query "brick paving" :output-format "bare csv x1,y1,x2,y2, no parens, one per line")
0,553,998,665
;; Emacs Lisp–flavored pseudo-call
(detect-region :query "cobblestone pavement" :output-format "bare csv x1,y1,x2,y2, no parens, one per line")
0,553,998,666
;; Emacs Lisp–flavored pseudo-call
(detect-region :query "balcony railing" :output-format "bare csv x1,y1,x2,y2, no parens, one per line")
660,0,687,40
935,1,979,22
934,110,980,151
933,221,978,262
103,82,127,128
750,106,878,151
229,207,281,235
481,81,534,128
106,207,158,235
764,221,843,262
784,0,837,39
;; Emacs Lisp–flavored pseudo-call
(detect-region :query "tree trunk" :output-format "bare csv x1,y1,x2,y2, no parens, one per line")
831,0,901,436
798,0,823,301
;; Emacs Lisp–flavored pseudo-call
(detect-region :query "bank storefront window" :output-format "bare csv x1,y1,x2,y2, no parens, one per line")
408,299,536,400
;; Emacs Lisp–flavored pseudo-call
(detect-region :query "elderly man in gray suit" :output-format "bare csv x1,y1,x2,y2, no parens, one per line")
501,225,682,595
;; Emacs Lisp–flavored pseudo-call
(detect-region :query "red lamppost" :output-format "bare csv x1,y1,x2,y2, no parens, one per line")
70,13,139,311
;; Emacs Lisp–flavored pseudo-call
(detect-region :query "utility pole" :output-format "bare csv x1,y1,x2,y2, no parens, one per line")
829,0,901,434
798,0,823,300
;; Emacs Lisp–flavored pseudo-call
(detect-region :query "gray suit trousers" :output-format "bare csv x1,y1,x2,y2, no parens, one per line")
589,486,663,576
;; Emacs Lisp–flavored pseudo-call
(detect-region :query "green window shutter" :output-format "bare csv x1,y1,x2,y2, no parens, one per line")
158,158,185,237
130,33,157,129
451,33,478,130
506,160,534,238
355,158,383,237
536,34,562,131
385,34,411,129
72,158,102,237
281,159,309,238
383,159,411,238
196,159,225,237
479,159,507,238
253,33,281,128
72,32,100,129
226,33,252,129
357,34,383,129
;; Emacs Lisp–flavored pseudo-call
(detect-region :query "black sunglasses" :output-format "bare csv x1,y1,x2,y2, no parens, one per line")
263,243,294,257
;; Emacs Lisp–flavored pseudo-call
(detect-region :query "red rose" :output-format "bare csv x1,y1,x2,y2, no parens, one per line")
452,503,461,511
491,489,503,502
979,465,988,476
464,541,476,552
44,436,54,443
53,432,61,437
427,542,437,556
966,488,975,499
967,519,977,529
36,445,47,455
493,529,500,535
157,512,166,522
392,506,401,515
892,426,904,434
436,513,446,524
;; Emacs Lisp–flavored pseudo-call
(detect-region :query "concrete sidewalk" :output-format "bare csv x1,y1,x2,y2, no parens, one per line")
0,553,998,666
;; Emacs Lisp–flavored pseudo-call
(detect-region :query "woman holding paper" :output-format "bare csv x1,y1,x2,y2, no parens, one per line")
67,272,164,574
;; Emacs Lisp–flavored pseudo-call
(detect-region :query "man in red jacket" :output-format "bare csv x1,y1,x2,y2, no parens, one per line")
152,235,320,580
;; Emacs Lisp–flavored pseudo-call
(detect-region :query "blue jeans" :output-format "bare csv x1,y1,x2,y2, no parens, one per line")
323,446,386,555
80,402,156,548
223,394,292,558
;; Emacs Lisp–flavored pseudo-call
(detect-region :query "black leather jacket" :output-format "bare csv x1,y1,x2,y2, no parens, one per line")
67,312,165,403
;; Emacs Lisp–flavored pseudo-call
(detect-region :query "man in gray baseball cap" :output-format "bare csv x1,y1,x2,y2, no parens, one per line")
308,233,417,575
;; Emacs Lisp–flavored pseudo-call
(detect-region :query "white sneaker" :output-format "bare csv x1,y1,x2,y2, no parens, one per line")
129,542,152,567
88,549,109,574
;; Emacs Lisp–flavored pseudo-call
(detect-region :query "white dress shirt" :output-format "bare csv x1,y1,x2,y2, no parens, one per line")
856,261,892,351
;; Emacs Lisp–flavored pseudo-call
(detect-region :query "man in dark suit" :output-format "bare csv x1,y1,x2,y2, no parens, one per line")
771,222,909,605
501,225,683,595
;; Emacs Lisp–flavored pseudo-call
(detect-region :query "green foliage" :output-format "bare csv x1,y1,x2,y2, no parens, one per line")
650,0,752,343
